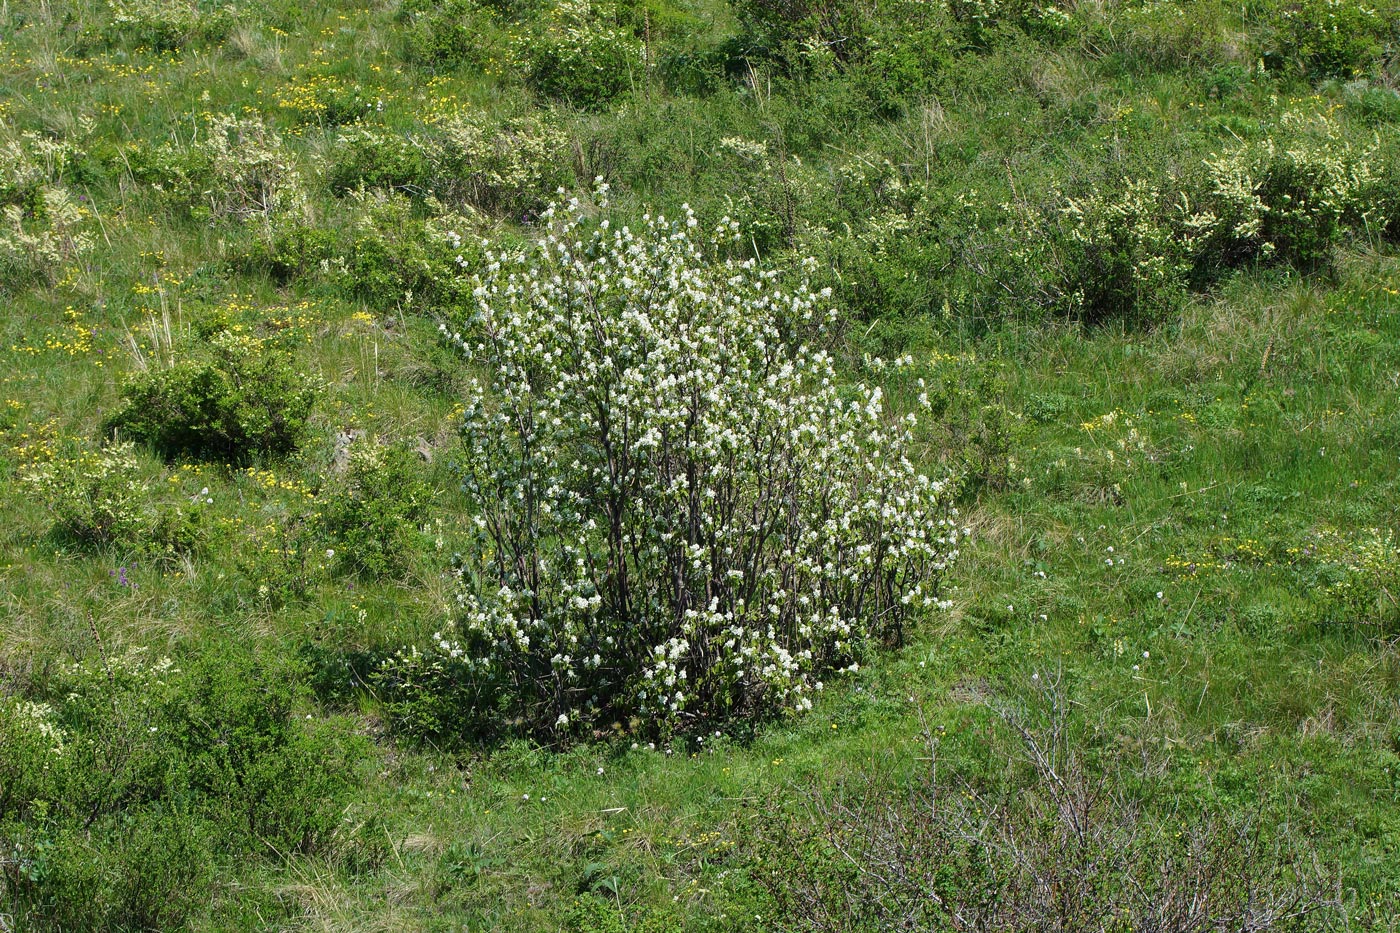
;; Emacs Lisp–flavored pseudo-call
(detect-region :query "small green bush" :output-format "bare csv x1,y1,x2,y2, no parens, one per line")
342,191,480,309
1260,0,1397,79
431,113,574,216
1050,177,1198,325
317,437,431,579
18,436,212,555
325,115,570,219
237,220,344,284
105,329,318,464
231,510,323,607
326,127,433,195
0,647,365,931
400,0,506,69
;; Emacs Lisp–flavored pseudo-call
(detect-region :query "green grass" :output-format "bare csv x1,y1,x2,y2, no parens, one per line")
1,0,1399,928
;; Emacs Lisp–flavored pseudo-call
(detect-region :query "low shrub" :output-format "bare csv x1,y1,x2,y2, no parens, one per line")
1200,110,1387,271
0,186,93,294
430,113,574,217
134,114,307,227
104,328,318,464
326,127,433,195
1259,0,1398,80
19,441,152,549
231,510,323,607
326,114,570,218
236,219,344,284
742,677,1342,930
1050,176,1200,325
340,191,480,310
316,437,432,580
103,0,236,50
400,0,506,70
0,647,365,931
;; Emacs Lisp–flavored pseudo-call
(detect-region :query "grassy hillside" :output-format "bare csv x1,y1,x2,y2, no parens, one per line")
0,0,1398,929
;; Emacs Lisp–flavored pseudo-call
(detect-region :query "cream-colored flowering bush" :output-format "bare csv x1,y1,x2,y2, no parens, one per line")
1201,110,1387,270
138,114,307,227
20,441,151,548
105,0,235,50
0,186,93,293
382,191,960,741
522,0,642,110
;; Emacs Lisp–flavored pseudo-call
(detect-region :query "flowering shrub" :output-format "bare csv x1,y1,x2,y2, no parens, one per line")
1200,110,1387,271
400,0,504,69
523,0,642,110
326,127,433,195
18,438,211,553
0,186,93,293
1298,528,1400,627
389,191,960,740
0,125,78,207
341,190,480,309
104,0,236,50
137,114,307,227
20,441,152,549
328,115,572,217
1051,177,1203,325
1261,0,1397,79
431,113,574,216
0,698,66,817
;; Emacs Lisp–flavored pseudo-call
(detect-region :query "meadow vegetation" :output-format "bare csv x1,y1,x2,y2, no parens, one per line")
0,0,1398,928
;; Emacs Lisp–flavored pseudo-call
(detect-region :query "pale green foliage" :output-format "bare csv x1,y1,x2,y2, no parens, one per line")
151,114,307,226
328,114,570,216
1312,528,1400,625
0,120,91,290
0,187,93,291
0,698,65,758
420,190,960,737
20,442,151,548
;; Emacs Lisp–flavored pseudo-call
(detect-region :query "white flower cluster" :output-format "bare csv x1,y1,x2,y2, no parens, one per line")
434,188,960,734
0,698,66,757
